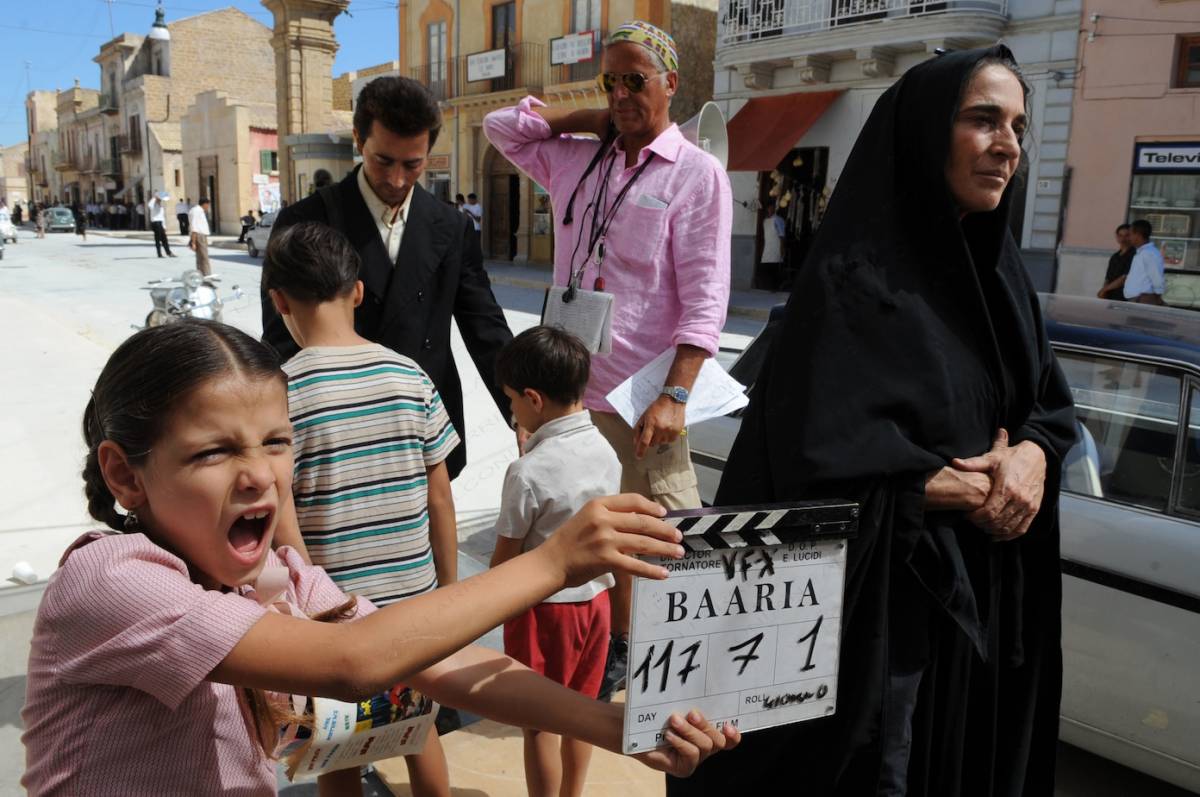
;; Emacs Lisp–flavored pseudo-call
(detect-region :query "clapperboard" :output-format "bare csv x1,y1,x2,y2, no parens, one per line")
623,500,859,754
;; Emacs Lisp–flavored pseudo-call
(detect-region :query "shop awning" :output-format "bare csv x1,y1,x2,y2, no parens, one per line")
726,90,844,172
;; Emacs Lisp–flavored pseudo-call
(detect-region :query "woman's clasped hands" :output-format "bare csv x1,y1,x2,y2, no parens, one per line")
927,429,1048,541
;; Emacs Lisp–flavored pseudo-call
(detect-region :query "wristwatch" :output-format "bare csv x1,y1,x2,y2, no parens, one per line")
661,385,690,404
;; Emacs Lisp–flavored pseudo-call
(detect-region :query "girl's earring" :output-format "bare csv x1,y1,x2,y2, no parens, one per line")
124,511,140,531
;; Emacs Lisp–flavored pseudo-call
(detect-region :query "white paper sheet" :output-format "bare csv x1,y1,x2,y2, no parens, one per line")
605,348,749,428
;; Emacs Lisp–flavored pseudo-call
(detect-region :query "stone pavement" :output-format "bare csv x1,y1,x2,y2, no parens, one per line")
88,228,791,323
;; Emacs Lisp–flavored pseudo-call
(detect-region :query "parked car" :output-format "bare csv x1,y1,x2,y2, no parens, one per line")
44,207,75,233
245,212,276,258
689,295,1200,793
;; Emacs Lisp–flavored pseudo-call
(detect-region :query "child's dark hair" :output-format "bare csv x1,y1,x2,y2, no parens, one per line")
494,326,590,405
261,221,361,302
82,319,285,531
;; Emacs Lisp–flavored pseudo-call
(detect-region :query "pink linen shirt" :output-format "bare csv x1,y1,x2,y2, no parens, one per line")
21,532,375,796
484,97,732,412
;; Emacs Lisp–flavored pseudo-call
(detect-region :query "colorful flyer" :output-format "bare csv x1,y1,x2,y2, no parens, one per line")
278,685,437,780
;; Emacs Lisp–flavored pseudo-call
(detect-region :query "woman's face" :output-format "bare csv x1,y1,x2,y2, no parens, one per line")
133,375,293,590
944,64,1027,216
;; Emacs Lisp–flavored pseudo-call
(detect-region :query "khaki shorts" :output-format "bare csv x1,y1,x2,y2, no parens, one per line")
590,410,701,511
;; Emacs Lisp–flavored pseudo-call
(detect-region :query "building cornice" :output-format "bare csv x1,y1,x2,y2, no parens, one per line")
715,12,1005,70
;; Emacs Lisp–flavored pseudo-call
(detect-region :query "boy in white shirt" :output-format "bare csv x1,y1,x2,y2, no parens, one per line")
490,326,621,797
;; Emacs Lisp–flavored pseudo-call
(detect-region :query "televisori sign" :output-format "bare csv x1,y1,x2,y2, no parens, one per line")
1135,143,1200,172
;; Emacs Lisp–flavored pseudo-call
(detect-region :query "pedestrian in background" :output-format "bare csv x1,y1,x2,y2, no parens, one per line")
135,201,146,231
1124,219,1166,305
455,192,466,213
1097,223,1134,300
73,204,87,241
237,210,255,243
188,197,212,276
13,201,22,226
148,193,174,258
463,192,483,244
757,201,785,290
175,197,190,236
35,205,45,239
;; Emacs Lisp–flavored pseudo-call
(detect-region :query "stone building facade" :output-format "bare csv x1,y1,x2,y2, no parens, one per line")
181,91,280,235
713,0,1080,290
1058,0,1200,301
89,6,276,227
397,0,716,263
25,91,59,205
0,142,29,209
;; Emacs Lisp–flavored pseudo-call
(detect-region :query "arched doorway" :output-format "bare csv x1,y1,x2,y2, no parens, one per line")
484,145,520,260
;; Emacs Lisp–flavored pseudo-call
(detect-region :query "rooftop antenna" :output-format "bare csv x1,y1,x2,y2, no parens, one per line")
105,0,116,38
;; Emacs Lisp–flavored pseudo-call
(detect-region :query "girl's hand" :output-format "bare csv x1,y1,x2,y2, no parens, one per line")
633,710,741,777
539,494,685,587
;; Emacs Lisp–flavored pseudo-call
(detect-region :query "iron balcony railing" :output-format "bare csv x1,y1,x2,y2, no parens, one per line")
718,0,1007,45
409,61,456,102
52,151,77,172
102,157,122,176
99,92,119,114
454,42,547,97
118,132,141,155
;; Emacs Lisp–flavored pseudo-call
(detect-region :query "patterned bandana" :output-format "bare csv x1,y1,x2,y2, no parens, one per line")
608,21,678,73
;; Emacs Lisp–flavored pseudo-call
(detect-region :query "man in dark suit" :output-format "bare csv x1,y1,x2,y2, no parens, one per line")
261,76,513,479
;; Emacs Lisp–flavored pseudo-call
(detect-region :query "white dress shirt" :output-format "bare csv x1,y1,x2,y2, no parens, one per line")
188,205,210,237
1124,241,1166,298
357,167,413,264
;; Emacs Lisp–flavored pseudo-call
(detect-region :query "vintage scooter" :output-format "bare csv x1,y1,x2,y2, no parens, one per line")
137,269,242,329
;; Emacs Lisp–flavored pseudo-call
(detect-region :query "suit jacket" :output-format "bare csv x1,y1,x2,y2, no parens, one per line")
261,167,513,478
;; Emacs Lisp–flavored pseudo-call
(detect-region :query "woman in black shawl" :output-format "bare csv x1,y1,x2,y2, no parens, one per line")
668,46,1076,796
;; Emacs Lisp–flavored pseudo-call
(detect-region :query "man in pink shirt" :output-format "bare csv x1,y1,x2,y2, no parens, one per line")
484,20,731,698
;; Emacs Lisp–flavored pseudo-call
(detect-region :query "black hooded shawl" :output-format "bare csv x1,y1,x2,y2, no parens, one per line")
668,47,1076,796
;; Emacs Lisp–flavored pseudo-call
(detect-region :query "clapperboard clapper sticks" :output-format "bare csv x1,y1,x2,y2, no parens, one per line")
622,500,859,754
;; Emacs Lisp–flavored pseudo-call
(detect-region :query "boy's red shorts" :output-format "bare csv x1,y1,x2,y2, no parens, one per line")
503,590,611,699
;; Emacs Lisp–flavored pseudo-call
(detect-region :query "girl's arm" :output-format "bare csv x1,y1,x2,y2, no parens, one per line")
426,461,457,586
210,494,682,702
409,643,740,776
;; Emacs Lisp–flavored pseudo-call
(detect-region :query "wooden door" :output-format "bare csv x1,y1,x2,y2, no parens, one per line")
489,174,511,259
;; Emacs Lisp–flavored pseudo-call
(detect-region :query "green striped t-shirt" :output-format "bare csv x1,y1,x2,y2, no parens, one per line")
283,344,460,605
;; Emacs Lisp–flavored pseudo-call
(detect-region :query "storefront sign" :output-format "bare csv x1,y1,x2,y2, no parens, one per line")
550,32,595,66
426,154,450,171
467,49,506,82
622,502,856,754
1135,143,1200,172
252,173,270,185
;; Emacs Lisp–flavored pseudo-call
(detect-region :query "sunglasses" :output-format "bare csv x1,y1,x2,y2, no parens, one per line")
597,71,668,94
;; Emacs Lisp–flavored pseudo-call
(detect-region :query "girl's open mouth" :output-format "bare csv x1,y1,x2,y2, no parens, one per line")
228,509,272,559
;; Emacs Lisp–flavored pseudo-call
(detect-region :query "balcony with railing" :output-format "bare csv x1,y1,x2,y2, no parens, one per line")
99,92,119,114
118,132,141,155
409,61,456,102
52,151,77,172
718,0,1007,46
101,157,122,176
453,42,547,101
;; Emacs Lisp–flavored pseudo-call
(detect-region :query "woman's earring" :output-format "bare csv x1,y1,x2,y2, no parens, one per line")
124,511,140,531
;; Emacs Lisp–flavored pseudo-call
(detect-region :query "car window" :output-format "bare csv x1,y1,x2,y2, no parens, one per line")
1057,350,1182,512
1174,385,1200,515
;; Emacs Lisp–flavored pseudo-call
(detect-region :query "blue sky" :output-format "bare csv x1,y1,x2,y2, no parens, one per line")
0,0,401,147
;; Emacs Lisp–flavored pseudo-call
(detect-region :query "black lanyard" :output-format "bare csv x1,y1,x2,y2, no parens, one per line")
565,147,655,300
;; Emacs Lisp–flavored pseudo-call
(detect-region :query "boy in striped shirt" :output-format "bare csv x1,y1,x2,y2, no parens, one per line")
264,221,458,791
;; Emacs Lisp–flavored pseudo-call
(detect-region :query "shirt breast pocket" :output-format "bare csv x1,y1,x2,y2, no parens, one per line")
615,204,669,267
